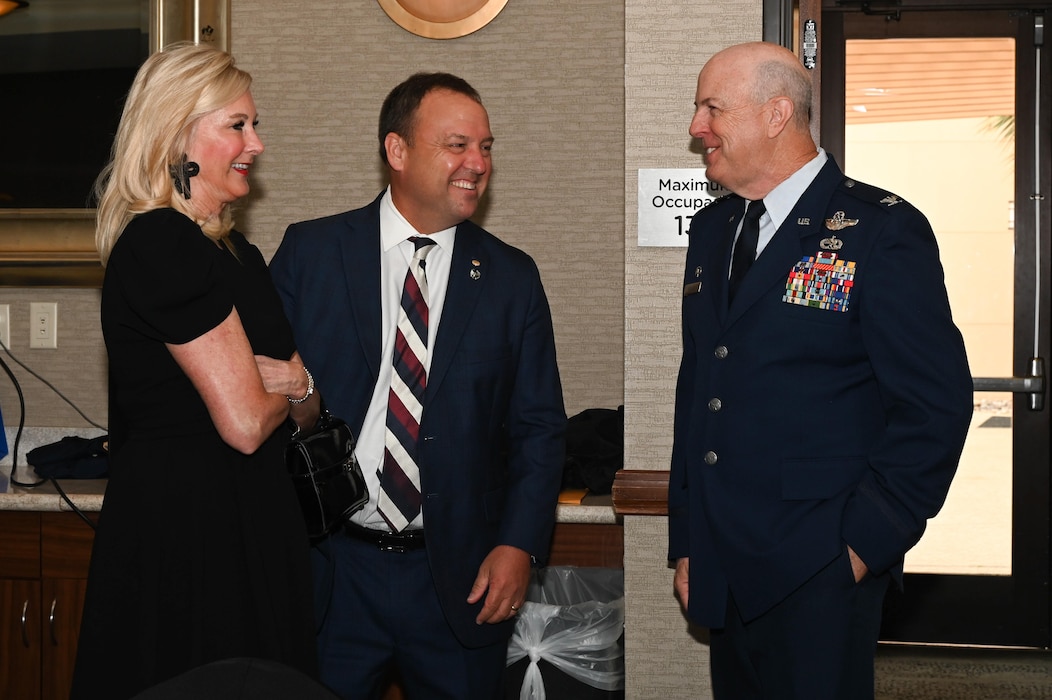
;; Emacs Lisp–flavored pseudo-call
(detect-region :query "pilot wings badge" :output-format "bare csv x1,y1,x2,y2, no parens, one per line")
824,211,859,231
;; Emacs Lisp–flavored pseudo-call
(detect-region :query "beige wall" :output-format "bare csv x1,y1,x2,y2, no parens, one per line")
624,2,761,696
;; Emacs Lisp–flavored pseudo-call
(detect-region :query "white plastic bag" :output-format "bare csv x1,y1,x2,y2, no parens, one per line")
506,567,625,700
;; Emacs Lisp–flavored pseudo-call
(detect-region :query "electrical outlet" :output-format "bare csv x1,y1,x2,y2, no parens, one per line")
0,303,9,349
30,302,57,349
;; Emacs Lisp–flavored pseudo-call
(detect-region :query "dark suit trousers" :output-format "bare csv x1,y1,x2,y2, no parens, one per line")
312,531,508,700
710,547,890,700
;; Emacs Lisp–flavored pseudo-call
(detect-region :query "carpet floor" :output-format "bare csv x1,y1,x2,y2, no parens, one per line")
875,646,1052,699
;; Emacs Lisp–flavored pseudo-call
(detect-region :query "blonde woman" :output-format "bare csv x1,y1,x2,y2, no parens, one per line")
72,43,320,698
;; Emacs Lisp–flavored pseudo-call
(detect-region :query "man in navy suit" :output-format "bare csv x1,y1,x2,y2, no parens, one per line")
270,73,566,699
668,42,973,699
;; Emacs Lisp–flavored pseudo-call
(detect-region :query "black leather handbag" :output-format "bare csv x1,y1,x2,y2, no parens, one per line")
286,410,368,540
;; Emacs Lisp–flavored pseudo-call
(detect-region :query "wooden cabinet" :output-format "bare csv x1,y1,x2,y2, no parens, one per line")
0,511,95,700
1,509,620,700
548,522,624,569
1,578,42,700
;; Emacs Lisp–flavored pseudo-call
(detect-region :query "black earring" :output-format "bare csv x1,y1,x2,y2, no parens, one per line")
168,154,200,199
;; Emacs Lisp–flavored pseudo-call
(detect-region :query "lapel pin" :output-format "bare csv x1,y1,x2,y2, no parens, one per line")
825,211,859,231
470,260,481,281
695,266,702,278
797,217,811,225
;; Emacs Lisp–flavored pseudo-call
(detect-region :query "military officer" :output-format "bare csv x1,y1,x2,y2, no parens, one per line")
668,41,973,700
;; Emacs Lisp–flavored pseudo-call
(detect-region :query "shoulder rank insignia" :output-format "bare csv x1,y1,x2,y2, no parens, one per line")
825,211,859,231
820,235,843,250
880,195,903,207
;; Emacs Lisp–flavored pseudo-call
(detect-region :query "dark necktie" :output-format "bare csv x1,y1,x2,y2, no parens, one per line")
728,199,766,303
378,236,436,532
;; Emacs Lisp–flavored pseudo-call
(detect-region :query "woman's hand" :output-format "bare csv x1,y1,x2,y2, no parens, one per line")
255,354,307,397
255,351,321,431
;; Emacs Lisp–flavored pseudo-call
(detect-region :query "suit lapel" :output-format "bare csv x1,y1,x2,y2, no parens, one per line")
340,197,384,376
713,199,743,324
425,222,488,399
725,159,844,325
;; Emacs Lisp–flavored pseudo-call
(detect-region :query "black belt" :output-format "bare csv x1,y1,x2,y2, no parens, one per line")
343,521,426,552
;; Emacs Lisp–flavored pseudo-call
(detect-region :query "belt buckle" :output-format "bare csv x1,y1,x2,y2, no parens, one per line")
379,542,408,553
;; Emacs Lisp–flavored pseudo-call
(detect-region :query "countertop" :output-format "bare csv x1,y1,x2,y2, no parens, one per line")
0,467,107,513
3,461,618,526
2,427,619,523
1,427,108,513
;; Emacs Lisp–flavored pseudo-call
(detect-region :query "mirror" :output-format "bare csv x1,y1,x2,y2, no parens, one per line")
0,0,229,287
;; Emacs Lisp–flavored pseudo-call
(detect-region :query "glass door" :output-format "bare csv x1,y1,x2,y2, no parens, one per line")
820,3,1050,648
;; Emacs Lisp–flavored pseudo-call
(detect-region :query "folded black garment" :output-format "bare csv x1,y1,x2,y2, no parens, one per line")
27,435,109,479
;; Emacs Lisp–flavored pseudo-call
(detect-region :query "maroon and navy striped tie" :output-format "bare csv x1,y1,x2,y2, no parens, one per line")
378,236,436,532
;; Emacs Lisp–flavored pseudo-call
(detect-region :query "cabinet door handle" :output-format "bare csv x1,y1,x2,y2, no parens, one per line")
21,599,30,647
50,598,58,646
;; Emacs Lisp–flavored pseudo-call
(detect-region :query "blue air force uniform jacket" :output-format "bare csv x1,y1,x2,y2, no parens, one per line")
667,157,973,628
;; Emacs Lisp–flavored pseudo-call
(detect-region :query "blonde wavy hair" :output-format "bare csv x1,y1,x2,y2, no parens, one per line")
95,42,253,265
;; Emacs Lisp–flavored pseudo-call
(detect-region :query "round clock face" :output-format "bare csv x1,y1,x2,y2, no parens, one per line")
377,0,509,39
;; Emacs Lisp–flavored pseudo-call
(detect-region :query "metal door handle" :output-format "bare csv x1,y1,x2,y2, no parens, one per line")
20,599,30,647
972,357,1045,410
49,598,58,646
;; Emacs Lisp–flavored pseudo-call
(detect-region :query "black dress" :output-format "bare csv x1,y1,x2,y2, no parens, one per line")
71,209,318,699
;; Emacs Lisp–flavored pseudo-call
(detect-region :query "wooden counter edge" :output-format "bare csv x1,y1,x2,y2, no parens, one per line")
611,469,670,516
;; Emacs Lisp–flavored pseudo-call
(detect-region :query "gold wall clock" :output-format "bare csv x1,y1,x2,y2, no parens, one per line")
377,0,509,39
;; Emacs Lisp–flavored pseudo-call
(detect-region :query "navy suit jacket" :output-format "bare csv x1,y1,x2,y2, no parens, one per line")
270,194,566,647
668,158,973,628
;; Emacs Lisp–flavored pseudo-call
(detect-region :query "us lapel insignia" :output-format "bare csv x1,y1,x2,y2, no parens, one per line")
797,217,811,225
880,195,903,207
825,211,859,231
470,260,481,280
820,235,843,251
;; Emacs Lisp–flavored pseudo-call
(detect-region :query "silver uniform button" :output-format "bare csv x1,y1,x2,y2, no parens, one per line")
708,398,722,412
704,451,718,465
714,345,729,359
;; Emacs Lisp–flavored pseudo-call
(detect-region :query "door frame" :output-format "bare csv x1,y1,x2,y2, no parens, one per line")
767,0,1052,648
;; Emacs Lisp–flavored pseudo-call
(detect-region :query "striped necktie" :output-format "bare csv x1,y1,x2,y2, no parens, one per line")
378,236,437,532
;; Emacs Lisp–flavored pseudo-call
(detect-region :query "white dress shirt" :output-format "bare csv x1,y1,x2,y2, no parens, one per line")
732,148,828,264
351,187,456,531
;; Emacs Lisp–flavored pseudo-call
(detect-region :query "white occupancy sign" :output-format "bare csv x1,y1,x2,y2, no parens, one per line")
637,168,728,247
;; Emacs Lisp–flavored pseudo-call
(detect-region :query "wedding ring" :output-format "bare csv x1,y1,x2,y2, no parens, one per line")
510,604,519,612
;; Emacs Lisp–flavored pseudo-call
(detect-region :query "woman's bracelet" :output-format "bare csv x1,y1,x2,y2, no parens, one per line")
287,366,314,404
